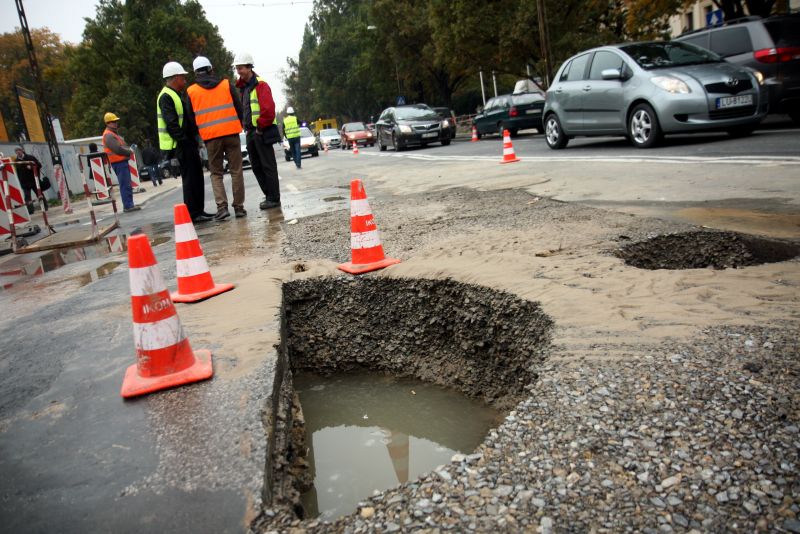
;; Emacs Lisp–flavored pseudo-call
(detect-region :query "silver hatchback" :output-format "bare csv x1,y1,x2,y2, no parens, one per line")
543,41,768,149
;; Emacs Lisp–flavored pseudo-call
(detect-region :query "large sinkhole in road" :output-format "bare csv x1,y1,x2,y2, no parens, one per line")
616,230,800,270
281,277,553,520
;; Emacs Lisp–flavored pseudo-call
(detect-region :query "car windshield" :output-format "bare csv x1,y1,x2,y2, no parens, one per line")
300,127,313,137
620,42,722,70
512,93,544,105
344,122,366,131
395,105,440,121
320,129,338,137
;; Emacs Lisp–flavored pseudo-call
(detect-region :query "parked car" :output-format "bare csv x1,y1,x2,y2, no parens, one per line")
283,126,319,160
542,41,768,149
375,104,452,151
473,92,545,138
432,107,457,139
340,122,375,149
316,128,342,149
674,14,800,124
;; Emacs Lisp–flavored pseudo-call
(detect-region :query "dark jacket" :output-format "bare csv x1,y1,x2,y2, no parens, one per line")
235,72,276,132
15,153,41,188
185,71,243,137
158,90,199,148
141,146,161,166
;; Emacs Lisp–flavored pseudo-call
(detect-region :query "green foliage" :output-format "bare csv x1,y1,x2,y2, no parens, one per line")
0,28,73,140
66,0,232,144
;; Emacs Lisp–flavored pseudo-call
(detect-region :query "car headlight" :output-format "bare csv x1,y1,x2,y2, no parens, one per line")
442,119,450,128
752,69,765,85
650,76,690,94
399,125,412,133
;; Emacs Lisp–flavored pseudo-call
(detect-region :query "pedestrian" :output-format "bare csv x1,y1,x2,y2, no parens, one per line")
141,141,163,187
283,106,302,170
233,52,281,210
101,112,140,213
186,55,246,220
13,146,41,214
157,61,214,222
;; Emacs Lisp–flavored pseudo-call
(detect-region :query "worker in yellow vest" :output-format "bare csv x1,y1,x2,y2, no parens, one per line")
283,107,302,170
233,52,281,210
157,61,213,223
101,112,139,212
186,56,246,220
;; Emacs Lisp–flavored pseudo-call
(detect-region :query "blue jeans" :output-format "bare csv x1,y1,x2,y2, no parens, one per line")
111,160,134,209
147,165,161,185
288,137,301,168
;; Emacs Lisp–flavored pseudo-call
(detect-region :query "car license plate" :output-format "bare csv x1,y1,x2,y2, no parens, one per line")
422,132,437,138
525,109,541,114
716,94,753,109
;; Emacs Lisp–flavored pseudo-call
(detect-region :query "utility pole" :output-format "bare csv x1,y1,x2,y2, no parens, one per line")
491,71,498,98
536,0,553,88
479,69,486,106
15,0,69,193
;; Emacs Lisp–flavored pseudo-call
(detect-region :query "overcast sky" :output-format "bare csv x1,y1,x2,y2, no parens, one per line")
0,0,314,109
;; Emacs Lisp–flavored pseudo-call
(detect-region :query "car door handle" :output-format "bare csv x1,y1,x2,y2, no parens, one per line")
582,85,592,92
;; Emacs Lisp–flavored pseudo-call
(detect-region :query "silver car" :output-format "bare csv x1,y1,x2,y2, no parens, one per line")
543,41,768,149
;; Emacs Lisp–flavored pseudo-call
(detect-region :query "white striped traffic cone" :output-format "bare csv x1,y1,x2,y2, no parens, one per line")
120,233,212,398
337,179,400,274
352,140,359,155
500,129,520,164
471,125,479,142
170,203,234,303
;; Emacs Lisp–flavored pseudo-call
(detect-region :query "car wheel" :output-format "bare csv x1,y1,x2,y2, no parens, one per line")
509,129,519,137
628,103,661,148
544,114,568,150
161,167,170,179
392,132,404,152
727,125,757,138
379,141,387,151
441,139,451,146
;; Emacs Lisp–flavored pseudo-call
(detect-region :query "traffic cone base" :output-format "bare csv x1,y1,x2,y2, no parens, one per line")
171,282,234,303
500,129,520,164
338,257,401,275
121,349,212,398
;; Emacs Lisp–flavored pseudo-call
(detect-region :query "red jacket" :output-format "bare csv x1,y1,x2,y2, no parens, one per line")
236,72,276,131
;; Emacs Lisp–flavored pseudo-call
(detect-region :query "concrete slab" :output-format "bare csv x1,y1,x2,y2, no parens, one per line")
15,222,118,253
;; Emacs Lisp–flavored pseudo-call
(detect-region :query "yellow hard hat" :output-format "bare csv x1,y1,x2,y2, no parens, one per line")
104,112,120,123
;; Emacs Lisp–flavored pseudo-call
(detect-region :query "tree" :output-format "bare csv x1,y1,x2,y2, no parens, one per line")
66,0,232,144
0,28,73,140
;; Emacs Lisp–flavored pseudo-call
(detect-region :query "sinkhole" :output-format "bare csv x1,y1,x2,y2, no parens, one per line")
270,277,554,521
616,230,800,270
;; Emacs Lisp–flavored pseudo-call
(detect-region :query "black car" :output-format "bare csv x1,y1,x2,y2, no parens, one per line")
472,92,545,138
675,14,800,123
375,104,452,151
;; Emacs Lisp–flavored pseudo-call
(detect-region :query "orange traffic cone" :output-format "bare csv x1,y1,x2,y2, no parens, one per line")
500,129,520,164
352,140,359,155
337,179,400,275
170,203,234,303
120,234,213,398
471,125,479,142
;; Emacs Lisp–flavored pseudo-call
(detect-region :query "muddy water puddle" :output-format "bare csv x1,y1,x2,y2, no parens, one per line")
296,372,501,521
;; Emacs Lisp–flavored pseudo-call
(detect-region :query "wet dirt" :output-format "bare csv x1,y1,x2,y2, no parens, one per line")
616,230,800,270
295,372,500,521
675,208,800,239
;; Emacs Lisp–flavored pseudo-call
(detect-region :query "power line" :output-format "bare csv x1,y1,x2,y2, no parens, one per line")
204,1,313,7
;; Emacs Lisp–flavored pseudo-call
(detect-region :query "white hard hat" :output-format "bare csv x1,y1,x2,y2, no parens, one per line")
162,61,188,78
193,56,212,71
233,52,254,66
286,106,294,114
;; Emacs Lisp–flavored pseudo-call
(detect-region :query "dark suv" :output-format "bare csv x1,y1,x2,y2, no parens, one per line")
675,15,800,123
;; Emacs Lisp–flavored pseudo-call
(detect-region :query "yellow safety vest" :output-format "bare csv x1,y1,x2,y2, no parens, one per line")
157,86,184,150
283,115,300,139
249,76,266,128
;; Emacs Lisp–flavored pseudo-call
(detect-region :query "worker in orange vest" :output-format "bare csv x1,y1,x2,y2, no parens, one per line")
186,56,246,220
102,112,140,212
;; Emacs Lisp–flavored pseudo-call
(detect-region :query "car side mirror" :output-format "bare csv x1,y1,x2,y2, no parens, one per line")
601,68,622,80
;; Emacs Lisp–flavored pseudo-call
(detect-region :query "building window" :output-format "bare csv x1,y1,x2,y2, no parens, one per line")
686,12,694,31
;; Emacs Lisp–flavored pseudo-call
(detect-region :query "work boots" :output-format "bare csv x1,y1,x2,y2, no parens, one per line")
214,207,230,221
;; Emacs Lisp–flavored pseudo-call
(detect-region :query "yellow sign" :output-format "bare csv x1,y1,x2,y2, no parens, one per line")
0,110,8,142
17,86,46,143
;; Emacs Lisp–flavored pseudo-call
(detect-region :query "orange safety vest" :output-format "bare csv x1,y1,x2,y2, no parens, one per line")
102,128,129,164
187,80,241,141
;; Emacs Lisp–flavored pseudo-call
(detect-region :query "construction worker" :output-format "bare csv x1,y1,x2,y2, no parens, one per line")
186,56,246,220
157,61,213,223
102,112,140,212
13,146,42,214
283,107,302,170
233,52,281,210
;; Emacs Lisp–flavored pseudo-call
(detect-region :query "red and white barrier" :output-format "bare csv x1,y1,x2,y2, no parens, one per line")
89,156,110,200
128,150,141,190
54,164,72,214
